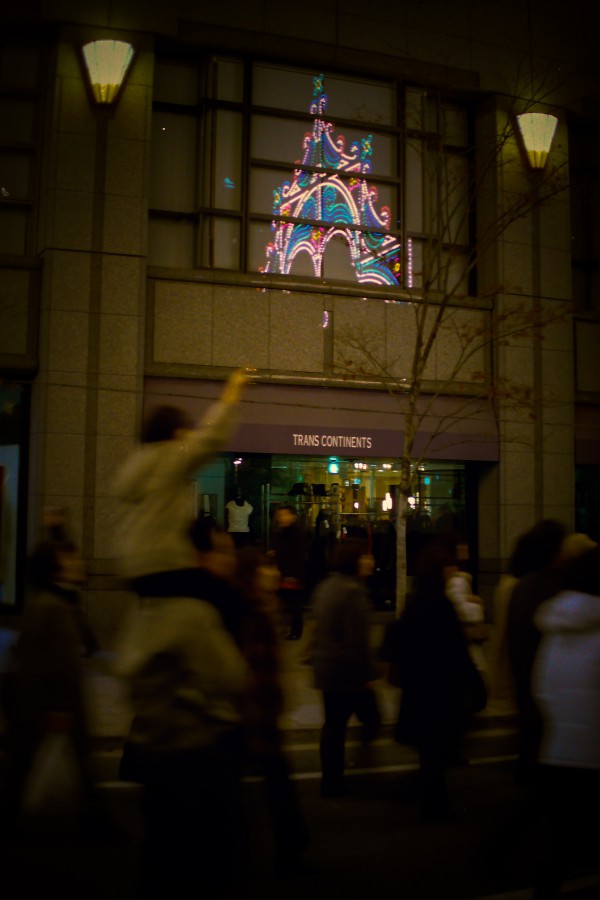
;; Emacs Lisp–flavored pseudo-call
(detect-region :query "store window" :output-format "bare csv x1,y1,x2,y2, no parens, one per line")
569,114,600,313
575,465,600,541
0,383,28,609
149,56,470,291
0,40,42,256
193,452,470,607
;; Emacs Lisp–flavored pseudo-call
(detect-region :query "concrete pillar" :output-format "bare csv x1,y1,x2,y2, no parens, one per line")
30,31,152,643
476,95,574,591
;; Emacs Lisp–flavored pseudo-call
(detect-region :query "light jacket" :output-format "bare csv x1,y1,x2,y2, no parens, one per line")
113,596,249,755
112,400,237,580
533,590,600,769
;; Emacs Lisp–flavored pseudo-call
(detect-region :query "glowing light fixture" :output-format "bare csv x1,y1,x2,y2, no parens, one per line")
516,112,558,169
81,39,134,105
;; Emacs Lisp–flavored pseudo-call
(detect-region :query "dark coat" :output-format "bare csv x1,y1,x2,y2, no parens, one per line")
383,591,482,746
271,522,307,585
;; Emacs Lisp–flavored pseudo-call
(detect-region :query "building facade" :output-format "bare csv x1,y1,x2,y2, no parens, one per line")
1,1,599,641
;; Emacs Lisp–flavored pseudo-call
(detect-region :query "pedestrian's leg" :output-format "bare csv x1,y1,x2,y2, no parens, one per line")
354,686,381,745
289,589,304,639
320,693,352,796
262,750,310,873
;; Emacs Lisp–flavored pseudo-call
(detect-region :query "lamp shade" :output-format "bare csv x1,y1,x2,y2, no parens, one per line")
516,112,558,169
82,40,134,104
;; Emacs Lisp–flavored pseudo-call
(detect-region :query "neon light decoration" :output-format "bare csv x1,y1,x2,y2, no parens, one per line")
261,75,402,285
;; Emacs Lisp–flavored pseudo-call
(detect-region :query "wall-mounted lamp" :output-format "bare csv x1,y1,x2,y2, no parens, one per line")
516,112,558,169
81,39,134,105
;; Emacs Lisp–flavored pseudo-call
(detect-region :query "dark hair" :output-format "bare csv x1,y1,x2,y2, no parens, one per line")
411,538,458,602
27,539,76,591
509,519,567,578
141,405,193,443
331,539,369,577
188,515,221,553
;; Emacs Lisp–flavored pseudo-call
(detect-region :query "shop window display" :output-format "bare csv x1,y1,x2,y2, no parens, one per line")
194,453,469,608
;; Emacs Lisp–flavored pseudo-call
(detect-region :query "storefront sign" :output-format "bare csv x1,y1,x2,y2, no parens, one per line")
230,422,498,460
292,432,373,450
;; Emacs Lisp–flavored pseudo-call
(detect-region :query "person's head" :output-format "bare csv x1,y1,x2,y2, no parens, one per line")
412,538,458,601
558,542,600,595
235,546,280,598
189,516,237,581
274,504,297,529
331,539,374,580
141,405,193,443
509,519,567,577
556,532,598,566
527,519,567,572
41,506,70,543
27,540,86,591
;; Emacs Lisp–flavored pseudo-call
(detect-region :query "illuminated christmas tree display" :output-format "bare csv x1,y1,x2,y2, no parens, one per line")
262,74,402,285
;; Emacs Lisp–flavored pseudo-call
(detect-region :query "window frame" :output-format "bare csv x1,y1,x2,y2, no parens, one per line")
148,54,473,297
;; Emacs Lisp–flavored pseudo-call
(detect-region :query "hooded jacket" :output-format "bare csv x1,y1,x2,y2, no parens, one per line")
533,590,600,769
112,400,237,580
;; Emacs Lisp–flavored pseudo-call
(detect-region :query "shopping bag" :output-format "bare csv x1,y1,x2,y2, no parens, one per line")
20,731,85,832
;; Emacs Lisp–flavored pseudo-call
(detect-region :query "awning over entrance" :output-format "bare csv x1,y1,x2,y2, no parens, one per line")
144,379,500,462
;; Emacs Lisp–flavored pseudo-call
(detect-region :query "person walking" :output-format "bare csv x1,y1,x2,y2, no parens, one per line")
1,540,101,838
271,504,308,641
113,544,250,900
382,539,486,821
531,538,600,898
312,539,381,798
234,546,310,877
506,519,567,785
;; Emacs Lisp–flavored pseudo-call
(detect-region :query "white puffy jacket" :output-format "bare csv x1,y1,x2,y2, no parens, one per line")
533,590,600,769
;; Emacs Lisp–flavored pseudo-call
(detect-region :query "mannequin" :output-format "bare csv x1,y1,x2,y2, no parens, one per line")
225,487,253,547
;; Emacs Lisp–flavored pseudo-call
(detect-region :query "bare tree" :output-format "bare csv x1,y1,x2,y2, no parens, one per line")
335,97,569,611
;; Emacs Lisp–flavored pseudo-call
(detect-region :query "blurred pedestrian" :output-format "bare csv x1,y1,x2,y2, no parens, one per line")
117,516,246,783
444,538,488,675
113,529,250,900
234,546,310,877
271,504,308,640
489,527,544,703
506,519,567,785
382,539,486,822
531,538,600,898
112,368,247,598
39,506,100,656
0,540,101,837
312,539,381,798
